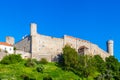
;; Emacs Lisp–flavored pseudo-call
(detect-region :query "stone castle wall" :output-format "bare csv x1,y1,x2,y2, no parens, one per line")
14,23,112,61
15,33,111,61
15,50,31,59
31,34,64,61
63,35,110,58
14,36,31,53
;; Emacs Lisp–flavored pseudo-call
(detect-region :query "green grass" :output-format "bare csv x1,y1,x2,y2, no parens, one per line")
0,61,81,80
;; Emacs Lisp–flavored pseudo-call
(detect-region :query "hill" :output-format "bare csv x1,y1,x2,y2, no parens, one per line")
0,61,80,80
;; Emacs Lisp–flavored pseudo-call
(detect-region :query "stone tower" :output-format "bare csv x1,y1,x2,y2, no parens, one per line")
30,23,37,36
30,23,38,58
6,36,14,45
107,40,114,56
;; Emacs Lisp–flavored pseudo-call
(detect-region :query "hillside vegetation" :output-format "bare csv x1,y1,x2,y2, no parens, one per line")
0,45,119,80
0,61,80,80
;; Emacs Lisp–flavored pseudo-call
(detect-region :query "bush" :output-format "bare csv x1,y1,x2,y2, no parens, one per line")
39,58,48,64
0,54,22,65
43,76,52,80
24,59,36,67
21,74,36,80
32,59,39,64
36,65,44,73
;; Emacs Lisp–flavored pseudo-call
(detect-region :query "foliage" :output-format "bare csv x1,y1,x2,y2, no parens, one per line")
60,45,120,79
106,56,119,72
32,59,39,64
13,47,17,54
36,65,44,73
0,46,120,80
21,74,30,80
105,56,120,79
39,58,48,64
43,75,52,80
4,50,8,53
0,54,22,65
0,62,80,79
92,55,106,73
24,58,36,67
78,55,97,78
61,45,97,78
21,74,36,80
62,45,78,70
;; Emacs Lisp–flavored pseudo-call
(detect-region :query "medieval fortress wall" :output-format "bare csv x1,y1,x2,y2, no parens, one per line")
14,23,114,61
14,36,31,53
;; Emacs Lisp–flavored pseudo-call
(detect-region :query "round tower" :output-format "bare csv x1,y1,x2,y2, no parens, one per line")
30,23,37,36
107,40,114,56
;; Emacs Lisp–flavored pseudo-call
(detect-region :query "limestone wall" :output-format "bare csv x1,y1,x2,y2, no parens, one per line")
90,44,110,59
13,23,112,62
14,33,111,61
16,50,31,59
0,50,7,60
64,35,91,52
14,36,31,53
63,35,110,59
32,34,64,61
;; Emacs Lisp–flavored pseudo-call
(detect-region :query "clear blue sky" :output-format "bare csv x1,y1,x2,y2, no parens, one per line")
0,0,120,60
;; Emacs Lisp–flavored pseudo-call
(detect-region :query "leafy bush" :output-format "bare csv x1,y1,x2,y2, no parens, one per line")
43,75,52,80
21,74,29,80
32,59,39,64
0,54,22,65
4,50,8,53
21,74,36,80
24,59,36,67
36,65,44,73
39,58,48,64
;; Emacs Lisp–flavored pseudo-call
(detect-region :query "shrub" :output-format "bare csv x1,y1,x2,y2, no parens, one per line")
32,59,39,64
0,54,22,65
36,65,44,73
21,74,36,80
24,59,36,67
21,74,29,80
4,50,8,53
39,58,48,64
43,76,52,80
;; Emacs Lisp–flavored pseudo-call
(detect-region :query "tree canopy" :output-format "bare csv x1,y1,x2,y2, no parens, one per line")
60,45,120,79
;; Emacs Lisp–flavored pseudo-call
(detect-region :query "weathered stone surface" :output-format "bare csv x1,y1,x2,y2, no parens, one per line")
14,23,113,62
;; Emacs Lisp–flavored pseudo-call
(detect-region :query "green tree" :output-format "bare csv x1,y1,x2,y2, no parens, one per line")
106,56,119,72
92,55,106,73
62,45,78,70
105,56,120,80
81,55,96,78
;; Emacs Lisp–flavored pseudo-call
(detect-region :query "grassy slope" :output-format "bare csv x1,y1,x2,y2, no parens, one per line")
0,61,80,80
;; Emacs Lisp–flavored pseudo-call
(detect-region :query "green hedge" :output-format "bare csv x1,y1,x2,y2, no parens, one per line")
0,54,22,65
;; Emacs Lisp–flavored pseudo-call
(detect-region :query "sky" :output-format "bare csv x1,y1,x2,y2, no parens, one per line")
0,0,120,60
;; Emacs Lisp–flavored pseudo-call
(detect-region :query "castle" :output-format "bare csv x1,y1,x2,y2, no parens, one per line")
6,23,113,62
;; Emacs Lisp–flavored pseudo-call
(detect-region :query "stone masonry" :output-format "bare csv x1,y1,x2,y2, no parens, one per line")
14,23,114,62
